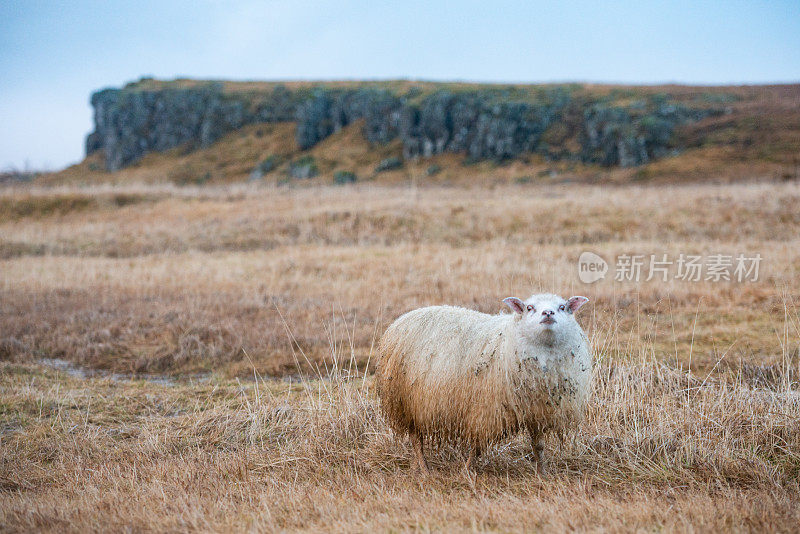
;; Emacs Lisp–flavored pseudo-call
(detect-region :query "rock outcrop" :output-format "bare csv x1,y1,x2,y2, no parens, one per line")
87,82,306,171
86,80,724,171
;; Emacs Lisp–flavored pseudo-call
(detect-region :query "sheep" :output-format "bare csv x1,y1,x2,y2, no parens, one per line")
375,293,591,473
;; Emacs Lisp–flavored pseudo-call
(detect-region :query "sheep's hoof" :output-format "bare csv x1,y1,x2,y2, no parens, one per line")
463,464,478,488
526,452,546,475
535,460,547,476
465,447,480,473
416,461,431,475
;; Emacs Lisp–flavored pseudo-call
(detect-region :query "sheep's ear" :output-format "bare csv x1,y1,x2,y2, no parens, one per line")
503,297,525,314
566,296,589,313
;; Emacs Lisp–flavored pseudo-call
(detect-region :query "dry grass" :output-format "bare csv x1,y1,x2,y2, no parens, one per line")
1,180,799,531
1,348,798,531
2,182,798,376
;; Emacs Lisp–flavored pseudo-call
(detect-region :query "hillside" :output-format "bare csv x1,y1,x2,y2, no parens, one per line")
49,79,800,185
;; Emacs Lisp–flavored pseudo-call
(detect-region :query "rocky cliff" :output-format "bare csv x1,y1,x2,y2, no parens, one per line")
87,80,726,171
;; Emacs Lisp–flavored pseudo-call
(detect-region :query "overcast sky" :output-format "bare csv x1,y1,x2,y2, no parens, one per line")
1,0,799,171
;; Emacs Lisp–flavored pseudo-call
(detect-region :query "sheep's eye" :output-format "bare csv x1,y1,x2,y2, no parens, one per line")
559,304,565,311
526,305,534,312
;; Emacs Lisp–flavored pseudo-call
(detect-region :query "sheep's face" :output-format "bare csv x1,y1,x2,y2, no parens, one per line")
503,293,589,342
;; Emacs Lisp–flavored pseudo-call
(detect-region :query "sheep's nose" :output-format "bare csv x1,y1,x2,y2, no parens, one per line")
542,310,555,317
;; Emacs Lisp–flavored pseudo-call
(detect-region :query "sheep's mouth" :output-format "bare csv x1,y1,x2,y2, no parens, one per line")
540,317,556,325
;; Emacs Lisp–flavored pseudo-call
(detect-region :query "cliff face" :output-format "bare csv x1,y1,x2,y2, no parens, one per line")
86,83,301,170
86,80,724,171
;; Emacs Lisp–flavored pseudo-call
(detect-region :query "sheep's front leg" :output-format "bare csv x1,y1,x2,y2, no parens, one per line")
410,431,429,474
527,427,546,475
465,444,481,472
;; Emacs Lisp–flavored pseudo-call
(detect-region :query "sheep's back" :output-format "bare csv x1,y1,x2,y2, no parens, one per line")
376,306,517,444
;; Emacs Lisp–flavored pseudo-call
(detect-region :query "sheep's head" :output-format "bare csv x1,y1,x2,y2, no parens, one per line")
503,293,589,344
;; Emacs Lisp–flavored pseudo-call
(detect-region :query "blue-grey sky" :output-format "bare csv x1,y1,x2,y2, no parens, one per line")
1,0,799,171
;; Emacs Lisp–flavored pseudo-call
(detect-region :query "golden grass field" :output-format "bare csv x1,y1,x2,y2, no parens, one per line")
1,180,799,531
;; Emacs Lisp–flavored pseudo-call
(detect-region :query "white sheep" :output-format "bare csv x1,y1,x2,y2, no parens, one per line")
375,293,591,473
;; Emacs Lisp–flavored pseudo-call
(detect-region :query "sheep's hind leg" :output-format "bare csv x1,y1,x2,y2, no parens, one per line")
410,431,429,474
528,427,546,475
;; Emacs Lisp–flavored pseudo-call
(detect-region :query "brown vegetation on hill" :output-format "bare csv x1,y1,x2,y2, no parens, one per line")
46,81,800,186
